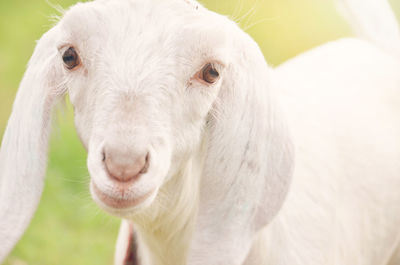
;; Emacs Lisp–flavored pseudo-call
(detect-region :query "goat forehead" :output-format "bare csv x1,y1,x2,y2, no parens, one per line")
61,0,228,46
61,0,232,94
62,0,203,35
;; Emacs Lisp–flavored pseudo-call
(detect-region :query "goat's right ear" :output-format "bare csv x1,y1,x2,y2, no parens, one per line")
0,26,64,262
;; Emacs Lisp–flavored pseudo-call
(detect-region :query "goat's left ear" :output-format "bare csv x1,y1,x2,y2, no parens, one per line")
0,26,64,261
202,36,294,232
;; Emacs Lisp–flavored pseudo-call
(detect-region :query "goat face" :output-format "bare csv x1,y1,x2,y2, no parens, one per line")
0,0,294,259
58,0,231,216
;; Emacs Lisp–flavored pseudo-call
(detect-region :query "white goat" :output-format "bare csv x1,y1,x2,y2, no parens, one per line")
1,0,400,264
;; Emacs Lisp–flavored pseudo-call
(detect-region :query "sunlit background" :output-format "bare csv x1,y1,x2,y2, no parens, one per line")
0,0,399,264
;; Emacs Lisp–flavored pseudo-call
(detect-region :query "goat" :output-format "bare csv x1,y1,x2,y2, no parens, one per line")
1,0,400,264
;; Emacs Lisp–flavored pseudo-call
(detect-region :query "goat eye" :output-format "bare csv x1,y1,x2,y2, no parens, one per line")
201,63,219,84
62,47,80,69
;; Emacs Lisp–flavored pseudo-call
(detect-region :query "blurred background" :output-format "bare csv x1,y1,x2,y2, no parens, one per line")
0,0,399,264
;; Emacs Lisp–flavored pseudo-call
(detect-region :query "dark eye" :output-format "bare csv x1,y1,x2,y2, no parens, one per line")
201,63,219,84
62,47,80,70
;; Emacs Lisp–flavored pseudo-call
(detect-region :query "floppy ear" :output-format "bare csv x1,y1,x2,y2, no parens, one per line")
0,26,64,261
201,37,294,233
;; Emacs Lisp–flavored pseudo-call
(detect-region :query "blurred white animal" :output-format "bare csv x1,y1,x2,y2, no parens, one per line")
0,0,399,264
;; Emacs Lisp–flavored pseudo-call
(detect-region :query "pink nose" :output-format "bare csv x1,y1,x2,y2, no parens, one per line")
103,146,149,182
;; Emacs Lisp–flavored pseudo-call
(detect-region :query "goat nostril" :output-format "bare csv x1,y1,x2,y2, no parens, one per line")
103,151,150,183
140,153,150,174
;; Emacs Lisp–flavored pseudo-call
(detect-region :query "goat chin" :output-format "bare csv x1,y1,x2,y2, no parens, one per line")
124,154,203,265
1,0,400,265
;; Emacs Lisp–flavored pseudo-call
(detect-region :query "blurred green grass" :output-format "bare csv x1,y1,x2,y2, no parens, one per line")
0,0,398,264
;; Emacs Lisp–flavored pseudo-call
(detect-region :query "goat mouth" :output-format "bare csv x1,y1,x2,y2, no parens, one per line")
92,183,155,210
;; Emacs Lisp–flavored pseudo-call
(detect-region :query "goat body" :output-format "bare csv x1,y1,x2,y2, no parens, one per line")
253,38,400,265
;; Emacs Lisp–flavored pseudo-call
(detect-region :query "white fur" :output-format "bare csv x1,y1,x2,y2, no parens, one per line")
115,220,132,265
337,0,400,59
246,38,400,265
0,0,399,264
0,26,64,261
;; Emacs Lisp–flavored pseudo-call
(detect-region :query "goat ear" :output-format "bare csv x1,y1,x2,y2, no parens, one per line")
0,26,64,261
202,40,294,232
